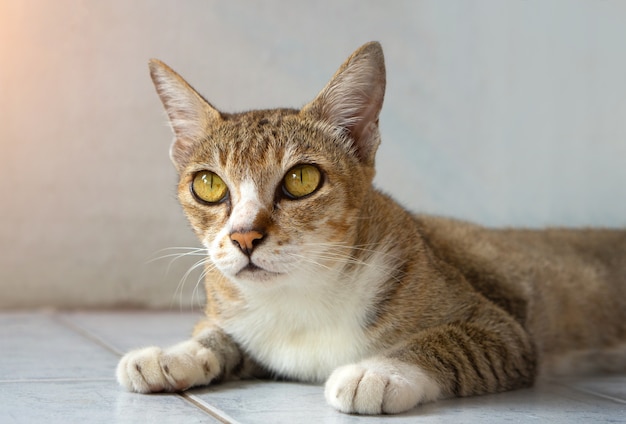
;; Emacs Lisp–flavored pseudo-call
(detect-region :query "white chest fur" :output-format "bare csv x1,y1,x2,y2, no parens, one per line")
221,265,383,382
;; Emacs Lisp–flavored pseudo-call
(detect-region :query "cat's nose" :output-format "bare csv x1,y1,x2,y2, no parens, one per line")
230,230,265,256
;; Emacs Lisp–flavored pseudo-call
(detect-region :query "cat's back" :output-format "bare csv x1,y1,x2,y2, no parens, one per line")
414,214,626,269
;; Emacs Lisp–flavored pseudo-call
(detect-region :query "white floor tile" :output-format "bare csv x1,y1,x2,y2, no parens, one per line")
0,312,117,380
553,374,626,404
188,379,626,424
3,311,625,423
58,310,202,353
0,380,220,424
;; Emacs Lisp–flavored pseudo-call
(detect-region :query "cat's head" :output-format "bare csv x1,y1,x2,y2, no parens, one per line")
149,42,386,287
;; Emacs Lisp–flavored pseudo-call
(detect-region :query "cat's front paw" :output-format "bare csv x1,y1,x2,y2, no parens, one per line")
324,358,441,415
116,339,220,393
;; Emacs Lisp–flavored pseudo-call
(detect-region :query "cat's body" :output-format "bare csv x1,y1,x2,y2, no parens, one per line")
117,42,626,415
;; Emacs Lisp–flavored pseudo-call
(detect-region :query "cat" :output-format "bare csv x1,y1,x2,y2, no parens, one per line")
116,41,626,415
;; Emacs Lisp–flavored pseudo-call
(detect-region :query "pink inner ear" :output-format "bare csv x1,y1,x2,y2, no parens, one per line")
346,95,384,163
149,59,222,171
302,42,386,165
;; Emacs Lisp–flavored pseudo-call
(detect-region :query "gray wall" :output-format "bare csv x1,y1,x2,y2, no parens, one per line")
1,0,625,309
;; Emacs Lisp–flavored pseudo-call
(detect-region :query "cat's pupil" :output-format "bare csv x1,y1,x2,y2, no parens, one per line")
191,171,228,204
282,164,321,199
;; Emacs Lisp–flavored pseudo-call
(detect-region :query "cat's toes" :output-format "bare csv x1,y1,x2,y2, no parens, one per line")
117,346,169,393
324,358,441,415
158,339,221,390
116,340,220,393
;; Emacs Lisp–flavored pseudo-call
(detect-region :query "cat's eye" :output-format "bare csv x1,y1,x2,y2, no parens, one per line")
283,164,322,199
191,171,228,204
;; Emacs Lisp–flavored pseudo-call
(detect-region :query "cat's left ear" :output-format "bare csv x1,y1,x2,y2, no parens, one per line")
301,42,386,166
149,59,222,172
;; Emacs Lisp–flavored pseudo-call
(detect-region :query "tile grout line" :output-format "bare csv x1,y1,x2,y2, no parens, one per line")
52,312,240,424
0,378,116,384
183,393,242,424
551,380,626,405
51,312,125,356
569,387,626,405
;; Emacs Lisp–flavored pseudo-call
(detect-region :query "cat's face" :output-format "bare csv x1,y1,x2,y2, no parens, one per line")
149,42,386,287
176,110,370,286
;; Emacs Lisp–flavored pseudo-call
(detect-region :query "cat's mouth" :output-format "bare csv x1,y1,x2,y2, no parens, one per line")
240,263,263,273
235,262,282,281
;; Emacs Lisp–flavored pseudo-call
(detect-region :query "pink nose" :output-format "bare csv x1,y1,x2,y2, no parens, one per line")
230,230,264,256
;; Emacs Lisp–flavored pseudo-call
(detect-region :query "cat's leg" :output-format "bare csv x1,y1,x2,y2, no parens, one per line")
116,324,261,393
325,308,536,414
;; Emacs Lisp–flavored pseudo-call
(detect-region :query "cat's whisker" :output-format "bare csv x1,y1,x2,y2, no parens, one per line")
286,247,405,284
145,247,209,308
284,252,334,271
191,261,217,310
171,256,212,311
301,242,392,262
303,241,406,263
149,246,208,259
146,246,208,276
310,244,408,280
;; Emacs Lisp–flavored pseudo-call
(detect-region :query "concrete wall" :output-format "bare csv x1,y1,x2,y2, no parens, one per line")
1,0,625,308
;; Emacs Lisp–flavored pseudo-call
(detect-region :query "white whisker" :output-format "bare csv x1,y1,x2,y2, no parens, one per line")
285,252,334,271
146,246,208,276
169,254,212,311
191,261,217,309
301,241,405,264
142,246,211,311
147,247,207,261
288,241,406,284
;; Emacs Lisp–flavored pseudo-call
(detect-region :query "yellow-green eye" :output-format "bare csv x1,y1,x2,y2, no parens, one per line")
283,164,322,199
191,171,228,203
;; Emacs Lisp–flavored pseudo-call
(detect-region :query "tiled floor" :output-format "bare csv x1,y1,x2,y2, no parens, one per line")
1,311,625,423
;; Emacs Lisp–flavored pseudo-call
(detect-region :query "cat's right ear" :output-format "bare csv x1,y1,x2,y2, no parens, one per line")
148,59,221,172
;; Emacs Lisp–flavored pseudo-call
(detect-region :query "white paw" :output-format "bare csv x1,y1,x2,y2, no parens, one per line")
116,339,220,393
324,358,441,415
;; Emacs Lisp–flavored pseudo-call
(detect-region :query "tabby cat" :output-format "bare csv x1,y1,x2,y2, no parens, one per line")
117,42,626,415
